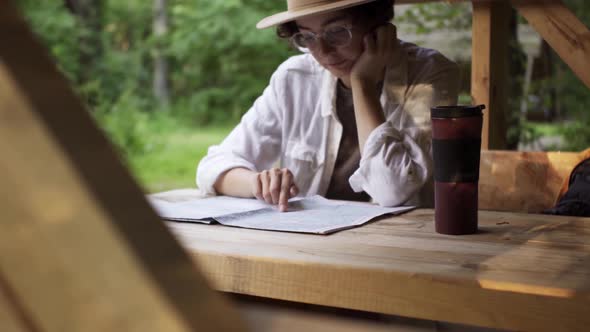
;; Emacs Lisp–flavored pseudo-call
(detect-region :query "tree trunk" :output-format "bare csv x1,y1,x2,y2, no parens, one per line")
507,8,527,150
153,0,169,107
64,0,102,95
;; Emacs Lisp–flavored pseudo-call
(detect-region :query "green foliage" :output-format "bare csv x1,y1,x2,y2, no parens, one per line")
17,0,295,156
550,0,590,151
94,93,153,157
18,0,590,191
96,104,233,192
17,0,83,83
166,0,295,125
131,125,233,192
555,85,590,152
396,3,471,34
399,1,590,151
18,0,294,121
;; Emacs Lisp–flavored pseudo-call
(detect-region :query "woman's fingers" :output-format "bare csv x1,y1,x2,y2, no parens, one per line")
386,24,396,55
260,170,273,204
278,168,294,212
377,24,395,56
254,168,298,212
352,23,396,85
290,183,299,197
376,24,388,49
269,168,282,204
364,31,377,55
252,172,263,201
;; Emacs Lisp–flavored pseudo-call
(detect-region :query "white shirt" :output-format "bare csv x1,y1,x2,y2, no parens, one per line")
196,40,459,207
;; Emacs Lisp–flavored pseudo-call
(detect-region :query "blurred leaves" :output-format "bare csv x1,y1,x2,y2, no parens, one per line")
17,0,295,159
396,2,471,34
399,1,590,151
17,0,294,125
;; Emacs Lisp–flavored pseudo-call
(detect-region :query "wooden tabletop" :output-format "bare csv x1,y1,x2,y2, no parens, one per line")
166,205,590,332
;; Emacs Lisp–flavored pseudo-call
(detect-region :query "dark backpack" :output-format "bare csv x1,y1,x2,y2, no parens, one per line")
543,158,590,217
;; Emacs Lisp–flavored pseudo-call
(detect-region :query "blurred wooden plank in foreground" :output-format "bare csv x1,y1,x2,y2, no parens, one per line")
0,2,244,331
0,275,29,332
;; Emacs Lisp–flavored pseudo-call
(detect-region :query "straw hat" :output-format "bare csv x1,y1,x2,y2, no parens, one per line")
256,0,379,29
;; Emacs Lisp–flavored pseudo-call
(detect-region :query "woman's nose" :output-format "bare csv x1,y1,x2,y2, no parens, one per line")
314,38,335,55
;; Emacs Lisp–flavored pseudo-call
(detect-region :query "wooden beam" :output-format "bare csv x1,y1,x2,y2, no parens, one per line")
471,0,511,149
513,0,590,90
0,2,244,331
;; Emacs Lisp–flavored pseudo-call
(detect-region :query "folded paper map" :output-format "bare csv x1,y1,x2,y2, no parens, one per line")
149,195,414,235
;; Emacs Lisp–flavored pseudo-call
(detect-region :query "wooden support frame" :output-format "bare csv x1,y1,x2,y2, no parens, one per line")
0,2,244,331
401,0,590,149
471,1,511,150
513,0,590,90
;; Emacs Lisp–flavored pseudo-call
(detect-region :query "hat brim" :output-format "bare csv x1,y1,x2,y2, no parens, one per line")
256,0,378,29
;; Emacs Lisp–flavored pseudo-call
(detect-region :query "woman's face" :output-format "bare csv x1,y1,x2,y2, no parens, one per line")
295,11,368,81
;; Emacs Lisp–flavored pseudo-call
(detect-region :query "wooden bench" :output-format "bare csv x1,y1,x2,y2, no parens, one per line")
479,150,585,213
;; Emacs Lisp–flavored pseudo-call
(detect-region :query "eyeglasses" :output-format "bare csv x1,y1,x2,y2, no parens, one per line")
291,25,353,52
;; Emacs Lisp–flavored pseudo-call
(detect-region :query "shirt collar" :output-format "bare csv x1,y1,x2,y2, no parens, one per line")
320,72,338,117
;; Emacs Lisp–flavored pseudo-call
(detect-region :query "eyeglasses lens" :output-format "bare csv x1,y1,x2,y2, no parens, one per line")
324,26,350,46
292,26,351,51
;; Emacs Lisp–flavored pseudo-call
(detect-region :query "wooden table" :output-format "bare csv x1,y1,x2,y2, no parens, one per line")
166,206,590,332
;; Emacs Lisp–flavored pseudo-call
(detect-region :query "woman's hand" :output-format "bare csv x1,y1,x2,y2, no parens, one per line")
252,168,299,212
350,24,397,88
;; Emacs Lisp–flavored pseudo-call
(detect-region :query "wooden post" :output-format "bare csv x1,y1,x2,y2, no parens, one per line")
0,2,244,331
471,0,511,150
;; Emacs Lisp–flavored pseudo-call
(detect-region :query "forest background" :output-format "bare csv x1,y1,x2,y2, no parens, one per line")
17,0,590,192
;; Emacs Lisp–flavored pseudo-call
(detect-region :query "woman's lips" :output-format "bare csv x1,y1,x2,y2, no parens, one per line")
325,60,347,69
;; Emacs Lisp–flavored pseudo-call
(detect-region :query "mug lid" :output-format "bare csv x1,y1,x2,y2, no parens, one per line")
431,104,485,118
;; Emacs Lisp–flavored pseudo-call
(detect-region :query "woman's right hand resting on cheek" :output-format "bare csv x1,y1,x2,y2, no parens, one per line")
252,168,299,212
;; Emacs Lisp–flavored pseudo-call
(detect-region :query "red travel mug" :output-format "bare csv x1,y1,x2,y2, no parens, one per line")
431,105,485,235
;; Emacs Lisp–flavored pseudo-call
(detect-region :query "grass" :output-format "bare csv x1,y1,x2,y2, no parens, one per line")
527,121,562,136
126,124,234,193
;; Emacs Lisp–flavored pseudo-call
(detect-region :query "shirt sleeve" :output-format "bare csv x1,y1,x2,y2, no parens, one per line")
196,69,285,195
349,56,460,207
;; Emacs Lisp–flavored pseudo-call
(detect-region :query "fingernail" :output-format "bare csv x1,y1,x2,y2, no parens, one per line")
280,204,287,212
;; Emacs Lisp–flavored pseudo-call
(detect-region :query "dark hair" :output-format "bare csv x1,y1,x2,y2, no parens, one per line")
276,0,395,39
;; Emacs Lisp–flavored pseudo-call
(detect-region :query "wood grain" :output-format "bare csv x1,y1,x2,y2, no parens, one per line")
513,0,590,90
471,1,511,150
0,2,244,331
479,150,581,212
166,207,590,332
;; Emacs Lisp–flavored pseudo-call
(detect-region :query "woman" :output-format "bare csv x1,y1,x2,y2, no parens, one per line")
197,0,459,211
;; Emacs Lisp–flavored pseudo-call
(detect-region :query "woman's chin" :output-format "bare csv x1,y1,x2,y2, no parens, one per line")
327,67,350,82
